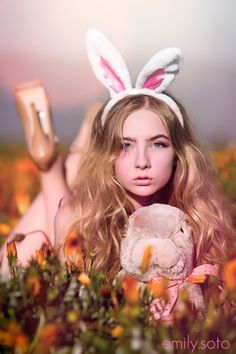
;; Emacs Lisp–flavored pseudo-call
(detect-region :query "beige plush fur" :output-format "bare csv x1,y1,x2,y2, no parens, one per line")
120,203,205,315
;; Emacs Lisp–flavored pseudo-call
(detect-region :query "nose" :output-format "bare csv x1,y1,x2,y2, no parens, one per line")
135,147,151,169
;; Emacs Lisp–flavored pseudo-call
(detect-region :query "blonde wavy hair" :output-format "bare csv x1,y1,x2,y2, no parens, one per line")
70,94,235,279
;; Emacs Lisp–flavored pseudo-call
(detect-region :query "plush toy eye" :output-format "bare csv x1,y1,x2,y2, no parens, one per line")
180,228,184,233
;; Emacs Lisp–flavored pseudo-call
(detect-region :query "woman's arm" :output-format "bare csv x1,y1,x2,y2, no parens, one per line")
54,195,78,263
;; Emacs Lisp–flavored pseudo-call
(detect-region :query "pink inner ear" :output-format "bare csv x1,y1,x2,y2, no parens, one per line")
142,68,165,90
100,57,126,93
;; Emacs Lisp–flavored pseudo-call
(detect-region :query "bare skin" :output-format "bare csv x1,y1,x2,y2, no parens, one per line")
0,101,102,276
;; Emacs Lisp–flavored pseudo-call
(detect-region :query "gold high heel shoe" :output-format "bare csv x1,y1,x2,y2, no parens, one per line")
15,82,58,171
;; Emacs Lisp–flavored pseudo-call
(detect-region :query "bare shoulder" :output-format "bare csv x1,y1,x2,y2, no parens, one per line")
54,194,79,248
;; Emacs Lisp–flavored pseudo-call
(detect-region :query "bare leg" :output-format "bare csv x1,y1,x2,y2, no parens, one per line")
0,100,101,276
64,101,102,186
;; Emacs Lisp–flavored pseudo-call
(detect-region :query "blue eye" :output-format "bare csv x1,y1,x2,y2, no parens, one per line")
153,141,168,148
122,142,132,150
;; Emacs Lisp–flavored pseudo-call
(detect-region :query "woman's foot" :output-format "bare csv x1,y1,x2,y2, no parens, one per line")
15,82,58,171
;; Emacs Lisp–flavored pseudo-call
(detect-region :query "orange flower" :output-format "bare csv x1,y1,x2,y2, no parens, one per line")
0,223,11,235
26,274,41,296
111,325,124,338
7,241,17,259
15,157,38,175
15,193,30,216
39,323,62,350
147,278,167,298
122,275,139,304
35,249,46,267
140,245,153,274
187,274,207,284
77,272,91,287
15,333,28,352
35,242,52,267
0,323,28,353
224,258,236,291
64,229,84,271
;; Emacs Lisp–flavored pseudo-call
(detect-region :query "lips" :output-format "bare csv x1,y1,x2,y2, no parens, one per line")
133,176,153,186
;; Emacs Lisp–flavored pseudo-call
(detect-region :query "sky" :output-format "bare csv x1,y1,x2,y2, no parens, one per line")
0,0,236,146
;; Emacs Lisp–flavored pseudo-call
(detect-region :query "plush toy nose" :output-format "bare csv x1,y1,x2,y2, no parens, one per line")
154,239,179,268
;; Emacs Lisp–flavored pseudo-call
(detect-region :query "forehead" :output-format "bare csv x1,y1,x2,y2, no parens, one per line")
122,108,168,137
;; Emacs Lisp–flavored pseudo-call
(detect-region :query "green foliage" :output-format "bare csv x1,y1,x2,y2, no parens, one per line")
0,145,236,353
0,249,236,354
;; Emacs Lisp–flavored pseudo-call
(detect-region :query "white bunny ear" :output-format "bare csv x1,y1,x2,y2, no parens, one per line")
86,29,132,98
135,47,182,93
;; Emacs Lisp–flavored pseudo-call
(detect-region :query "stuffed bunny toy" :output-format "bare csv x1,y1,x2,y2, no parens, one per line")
120,203,217,320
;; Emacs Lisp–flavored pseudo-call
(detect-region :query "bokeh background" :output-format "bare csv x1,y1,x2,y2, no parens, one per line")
0,0,236,146
0,3,236,350
0,0,236,228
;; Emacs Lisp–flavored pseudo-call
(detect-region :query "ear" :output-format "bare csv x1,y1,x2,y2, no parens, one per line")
86,28,132,98
135,47,182,93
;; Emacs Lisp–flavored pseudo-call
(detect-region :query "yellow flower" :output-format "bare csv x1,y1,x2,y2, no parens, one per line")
187,274,207,284
15,193,30,216
7,241,17,259
0,223,10,235
140,245,153,274
122,275,139,304
111,325,124,338
26,274,41,296
224,258,236,291
67,310,79,323
111,292,119,307
78,272,91,287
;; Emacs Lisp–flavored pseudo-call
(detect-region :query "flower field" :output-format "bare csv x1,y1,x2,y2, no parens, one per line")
0,145,236,354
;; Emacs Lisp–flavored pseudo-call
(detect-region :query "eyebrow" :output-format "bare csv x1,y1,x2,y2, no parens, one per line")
122,134,170,142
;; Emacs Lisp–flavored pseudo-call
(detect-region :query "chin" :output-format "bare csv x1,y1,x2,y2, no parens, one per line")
128,186,162,198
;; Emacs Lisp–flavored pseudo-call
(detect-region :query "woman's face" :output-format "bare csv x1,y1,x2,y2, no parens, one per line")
114,108,175,209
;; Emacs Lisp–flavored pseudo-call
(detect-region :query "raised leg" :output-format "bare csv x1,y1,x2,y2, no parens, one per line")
0,90,101,276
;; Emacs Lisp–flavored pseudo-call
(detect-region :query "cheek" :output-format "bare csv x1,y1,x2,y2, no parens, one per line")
152,152,175,174
114,156,129,179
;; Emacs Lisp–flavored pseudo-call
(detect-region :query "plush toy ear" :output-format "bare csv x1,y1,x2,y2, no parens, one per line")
86,28,132,98
135,47,182,93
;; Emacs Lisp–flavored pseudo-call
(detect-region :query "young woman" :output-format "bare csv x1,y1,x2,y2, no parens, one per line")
0,29,234,284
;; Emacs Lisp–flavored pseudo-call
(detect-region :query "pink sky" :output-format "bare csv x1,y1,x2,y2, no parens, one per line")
0,0,236,144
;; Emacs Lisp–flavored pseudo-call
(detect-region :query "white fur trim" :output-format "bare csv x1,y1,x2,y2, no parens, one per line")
135,47,182,93
86,28,132,98
86,29,183,126
101,89,184,126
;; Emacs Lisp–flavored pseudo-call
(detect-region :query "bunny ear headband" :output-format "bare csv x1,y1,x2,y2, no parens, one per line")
86,28,183,126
